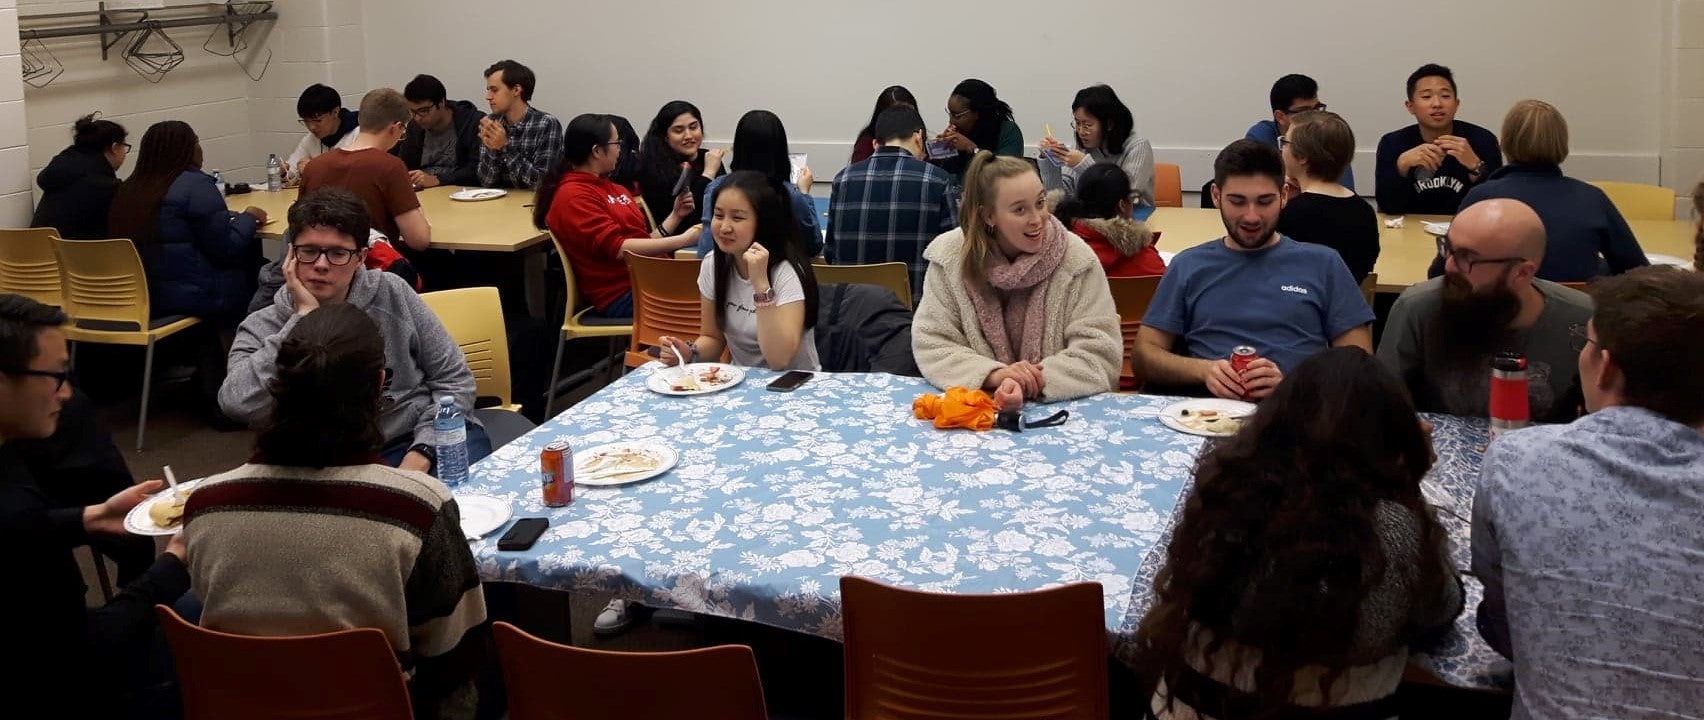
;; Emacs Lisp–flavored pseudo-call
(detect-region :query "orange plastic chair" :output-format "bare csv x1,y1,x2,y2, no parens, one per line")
1560,280,1590,291
624,251,706,367
492,621,768,720
1109,275,1163,391
155,605,413,720
1153,163,1184,207
0,227,65,306
840,576,1109,720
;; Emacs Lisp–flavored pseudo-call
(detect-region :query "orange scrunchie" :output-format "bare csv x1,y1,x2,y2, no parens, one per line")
912,386,998,431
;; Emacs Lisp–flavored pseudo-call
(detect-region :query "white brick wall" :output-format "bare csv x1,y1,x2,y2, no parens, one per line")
1668,0,1704,207
1,0,30,226
16,0,364,200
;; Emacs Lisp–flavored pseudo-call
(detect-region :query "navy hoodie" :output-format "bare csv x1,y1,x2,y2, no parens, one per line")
1374,121,1501,215
31,147,120,239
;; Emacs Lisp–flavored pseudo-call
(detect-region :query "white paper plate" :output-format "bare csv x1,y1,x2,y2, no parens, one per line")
573,442,679,487
645,362,745,396
455,494,513,540
1158,398,1257,438
449,188,508,202
1647,253,1694,270
124,479,206,536
1422,221,1451,237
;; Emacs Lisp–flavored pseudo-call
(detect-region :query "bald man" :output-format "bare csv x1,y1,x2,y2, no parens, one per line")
1378,198,1593,422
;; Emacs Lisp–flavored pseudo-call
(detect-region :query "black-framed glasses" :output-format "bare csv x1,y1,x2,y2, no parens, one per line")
1568,323,1599,353
1436,235,1525,273
1284,102,1326,115
408,103,440,118
947,108,972,119
119,142,133,152
290,244,359,266
1277,136,1292,149
600,140,625,148
5,368,69,391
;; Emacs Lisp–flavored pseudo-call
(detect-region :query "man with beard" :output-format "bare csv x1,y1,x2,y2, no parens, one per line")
1378,198,1591,422
1137,140,1374,400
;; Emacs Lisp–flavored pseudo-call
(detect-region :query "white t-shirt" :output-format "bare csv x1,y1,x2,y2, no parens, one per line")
695,256,820,371
285,130,360,174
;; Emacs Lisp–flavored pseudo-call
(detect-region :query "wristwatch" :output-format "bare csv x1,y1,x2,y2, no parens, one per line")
408,443,437,465
1470,161,1487,178
752,287,777,307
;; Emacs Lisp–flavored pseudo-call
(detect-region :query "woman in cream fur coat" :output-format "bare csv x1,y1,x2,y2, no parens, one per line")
912,151,1122,407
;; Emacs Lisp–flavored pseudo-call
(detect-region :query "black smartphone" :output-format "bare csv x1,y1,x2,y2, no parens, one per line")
670,165,695,198
766,371,813,392
497,517,549,551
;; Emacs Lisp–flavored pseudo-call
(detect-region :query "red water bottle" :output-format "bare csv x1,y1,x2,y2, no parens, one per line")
1489,352,1529,440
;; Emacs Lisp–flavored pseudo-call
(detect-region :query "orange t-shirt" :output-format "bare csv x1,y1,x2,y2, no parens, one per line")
299,147,421,241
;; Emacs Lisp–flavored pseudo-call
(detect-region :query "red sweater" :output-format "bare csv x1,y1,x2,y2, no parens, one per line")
547,172,654,312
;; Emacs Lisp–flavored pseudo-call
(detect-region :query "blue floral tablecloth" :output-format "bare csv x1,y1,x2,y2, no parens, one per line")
463,368,1509,690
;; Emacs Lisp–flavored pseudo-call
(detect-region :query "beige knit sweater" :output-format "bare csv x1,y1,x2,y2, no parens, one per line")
912,225,1122,402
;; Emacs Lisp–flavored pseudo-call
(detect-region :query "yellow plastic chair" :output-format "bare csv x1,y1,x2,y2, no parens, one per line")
811,262,913,310
0,228,66,307
53,238,201,450
419,287,521,412
1360,272,1379,308
1589,181,1676,221
547,236,632,415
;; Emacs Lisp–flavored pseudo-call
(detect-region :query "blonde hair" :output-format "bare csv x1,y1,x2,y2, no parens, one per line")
958,151,1038,283
357,88,410,132
1500,99,1570,166
1286,110,1355,182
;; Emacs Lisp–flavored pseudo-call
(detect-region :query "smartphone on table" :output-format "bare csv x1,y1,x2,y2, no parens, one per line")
766,371,813,392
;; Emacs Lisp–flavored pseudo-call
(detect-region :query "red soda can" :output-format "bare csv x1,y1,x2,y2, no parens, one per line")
1230,346,1259,374
541,440,573,508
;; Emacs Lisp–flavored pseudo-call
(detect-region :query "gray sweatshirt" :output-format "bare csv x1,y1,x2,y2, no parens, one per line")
1039,132,1158,207
218,267,478,447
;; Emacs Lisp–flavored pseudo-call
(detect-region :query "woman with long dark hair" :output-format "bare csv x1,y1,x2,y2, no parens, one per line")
1051,163,1164,277
185,303,487,720
850,85,917,164
657,171,819,371
108,121,266,327
693,110,821,257
637,100,726,226
935,79,1023,178
534,113,700,318
1037,84,1157,206
1137,347,1462,719
31,113,128,239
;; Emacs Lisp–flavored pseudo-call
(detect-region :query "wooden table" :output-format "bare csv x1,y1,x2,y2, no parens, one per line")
230,185,552,316
1144,207,1698,293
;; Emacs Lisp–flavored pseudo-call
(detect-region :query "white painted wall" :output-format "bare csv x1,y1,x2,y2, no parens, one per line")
362,0,1668,193
1,0,34,225
1666,0,1704,207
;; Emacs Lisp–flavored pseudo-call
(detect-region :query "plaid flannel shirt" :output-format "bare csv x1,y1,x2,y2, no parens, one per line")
825,146,958,296
476,106,563,189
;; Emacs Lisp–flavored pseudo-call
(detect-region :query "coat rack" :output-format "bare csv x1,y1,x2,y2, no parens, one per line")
18,2,278,85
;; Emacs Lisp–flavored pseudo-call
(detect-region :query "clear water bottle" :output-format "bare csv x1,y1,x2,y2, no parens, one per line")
433,396,469,486
266,154,282,192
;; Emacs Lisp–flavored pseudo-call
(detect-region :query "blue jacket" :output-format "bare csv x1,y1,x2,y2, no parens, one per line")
142,170,261,323
1427,164,1649,282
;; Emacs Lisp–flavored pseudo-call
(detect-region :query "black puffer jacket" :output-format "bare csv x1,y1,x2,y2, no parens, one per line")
30,147,120,239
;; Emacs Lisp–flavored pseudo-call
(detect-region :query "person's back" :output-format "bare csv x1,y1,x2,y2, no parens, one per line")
1460,166,1645,282
32,115,128,240
1472,267,1704,719
827,105,956,297
300,147,417,238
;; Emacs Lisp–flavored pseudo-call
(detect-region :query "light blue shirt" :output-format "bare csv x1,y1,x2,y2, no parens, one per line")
1472,405,1704,720
695,175,822,257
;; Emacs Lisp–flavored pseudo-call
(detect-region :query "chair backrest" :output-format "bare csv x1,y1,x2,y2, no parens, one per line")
493,622,768,720
1154,163,1184,208
0,228,65,307
840,576,1109,720
1108,275,1163,390
419,287,514,407
52,238,153,330
634,196,661,234
812,262,912,309
625,252,705,366
155,605,413,720
1359,272,1379,308
1589,181,1676,221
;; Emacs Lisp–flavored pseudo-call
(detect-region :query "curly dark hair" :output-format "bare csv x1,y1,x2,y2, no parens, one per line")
255,303,386,467
1136,347,1450,715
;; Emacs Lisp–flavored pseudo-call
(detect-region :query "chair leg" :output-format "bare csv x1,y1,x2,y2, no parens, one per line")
544,332,567,418
136,339,156,451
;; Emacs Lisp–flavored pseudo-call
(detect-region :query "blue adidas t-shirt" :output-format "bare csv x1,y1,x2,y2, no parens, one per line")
1141,235,1374,373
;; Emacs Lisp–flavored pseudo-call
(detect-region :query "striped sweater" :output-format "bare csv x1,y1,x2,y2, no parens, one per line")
182,461,487,719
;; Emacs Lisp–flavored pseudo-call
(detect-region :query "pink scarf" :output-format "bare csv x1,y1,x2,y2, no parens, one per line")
965,216,1069,364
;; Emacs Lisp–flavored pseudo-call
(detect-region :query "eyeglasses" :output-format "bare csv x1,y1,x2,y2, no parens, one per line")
6,368,69,391
119,143,133,152
408,104,439,118
1277,136,1292,149
947,108,973,119
1069,120,1097,131
601,140,625,148
297,112,336,127
290,244,359,266
1436,235,1526,273
1284,102,1326,115
1568,323,1600,353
